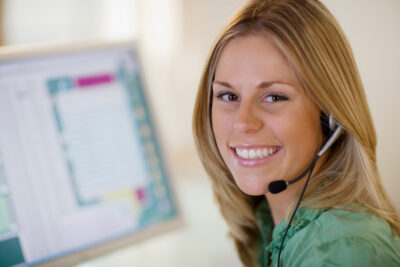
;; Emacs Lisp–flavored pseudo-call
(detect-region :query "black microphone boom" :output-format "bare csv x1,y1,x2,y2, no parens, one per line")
268,156,319,194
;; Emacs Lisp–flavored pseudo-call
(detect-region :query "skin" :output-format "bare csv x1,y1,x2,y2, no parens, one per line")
211,34,325,224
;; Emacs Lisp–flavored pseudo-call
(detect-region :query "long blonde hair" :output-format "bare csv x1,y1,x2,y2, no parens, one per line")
193,0,400,266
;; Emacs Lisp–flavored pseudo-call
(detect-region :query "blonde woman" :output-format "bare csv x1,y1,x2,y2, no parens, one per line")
193,0,400,266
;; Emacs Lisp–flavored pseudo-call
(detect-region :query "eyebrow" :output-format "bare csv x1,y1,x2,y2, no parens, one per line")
212,80,295,89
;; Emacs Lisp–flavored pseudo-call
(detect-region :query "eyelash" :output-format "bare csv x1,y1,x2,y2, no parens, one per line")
215,92,239,102
265,94,289,102
215,92,288,103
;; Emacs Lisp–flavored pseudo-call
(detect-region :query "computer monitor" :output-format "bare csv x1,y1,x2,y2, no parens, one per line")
0,40,183,267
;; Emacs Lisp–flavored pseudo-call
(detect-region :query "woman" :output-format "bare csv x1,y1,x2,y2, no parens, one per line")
193,0,400,266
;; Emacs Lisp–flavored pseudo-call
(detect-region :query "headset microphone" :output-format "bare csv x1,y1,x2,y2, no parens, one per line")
268,116,343,194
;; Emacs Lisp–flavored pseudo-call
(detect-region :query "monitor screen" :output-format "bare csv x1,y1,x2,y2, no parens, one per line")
0,41,182,267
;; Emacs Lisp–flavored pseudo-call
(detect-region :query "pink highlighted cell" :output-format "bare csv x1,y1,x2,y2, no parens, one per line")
76,74,115,88
136,188,147,204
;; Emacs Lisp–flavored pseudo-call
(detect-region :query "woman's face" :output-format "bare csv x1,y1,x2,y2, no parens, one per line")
211,34,323,196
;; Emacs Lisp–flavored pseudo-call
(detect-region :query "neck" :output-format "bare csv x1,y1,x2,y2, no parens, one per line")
265,153,327,225
265,178,306,225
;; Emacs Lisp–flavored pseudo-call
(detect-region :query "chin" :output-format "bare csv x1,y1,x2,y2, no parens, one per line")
234,176,269,196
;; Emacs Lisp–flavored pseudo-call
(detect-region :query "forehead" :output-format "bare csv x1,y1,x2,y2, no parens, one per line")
214,34,299,86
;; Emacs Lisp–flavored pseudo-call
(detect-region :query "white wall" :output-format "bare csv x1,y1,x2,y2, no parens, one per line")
3,0,136,45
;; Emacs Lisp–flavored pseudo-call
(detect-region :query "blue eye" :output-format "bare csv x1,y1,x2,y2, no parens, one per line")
265,94,288,103
216,92,239,102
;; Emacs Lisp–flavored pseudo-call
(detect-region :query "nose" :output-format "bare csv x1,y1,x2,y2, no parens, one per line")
233,101,263,133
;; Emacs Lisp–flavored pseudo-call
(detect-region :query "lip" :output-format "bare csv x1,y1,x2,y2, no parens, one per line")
230,145,281,167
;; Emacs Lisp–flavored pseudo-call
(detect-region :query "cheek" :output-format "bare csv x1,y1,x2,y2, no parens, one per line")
276,109,322,158
211,107,230,144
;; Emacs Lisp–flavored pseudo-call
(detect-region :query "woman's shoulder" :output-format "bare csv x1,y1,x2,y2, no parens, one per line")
315,208,394,239
284,208,400,266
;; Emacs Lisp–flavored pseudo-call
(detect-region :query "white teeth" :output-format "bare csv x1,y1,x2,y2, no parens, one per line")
249,149,256,159
235,147,278,159
242,149,249,159
262,148,268,156
256,149,262,158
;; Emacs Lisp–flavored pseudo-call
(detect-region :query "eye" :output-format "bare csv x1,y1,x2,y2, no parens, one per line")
264,94,288,103
216,92,239,102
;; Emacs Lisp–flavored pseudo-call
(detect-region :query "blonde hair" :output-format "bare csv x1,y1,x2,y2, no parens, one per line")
192,0,400,266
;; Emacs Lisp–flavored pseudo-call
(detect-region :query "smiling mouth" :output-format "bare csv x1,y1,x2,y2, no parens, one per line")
231,146,280,160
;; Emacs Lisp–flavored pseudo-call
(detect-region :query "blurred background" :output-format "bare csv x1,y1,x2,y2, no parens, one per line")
0,0,399,266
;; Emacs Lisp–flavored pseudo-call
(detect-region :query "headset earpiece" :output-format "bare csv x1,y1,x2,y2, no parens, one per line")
329,113,336,131
317,114,342,157
321,112,332,137
321,112,340,134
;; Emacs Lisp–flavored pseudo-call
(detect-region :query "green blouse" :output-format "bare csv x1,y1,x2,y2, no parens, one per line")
255,199,400,267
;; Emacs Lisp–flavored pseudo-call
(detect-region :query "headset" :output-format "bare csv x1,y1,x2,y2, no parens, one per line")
268,113,343,267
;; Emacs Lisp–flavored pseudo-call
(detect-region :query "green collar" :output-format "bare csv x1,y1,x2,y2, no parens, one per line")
255,198,325,265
